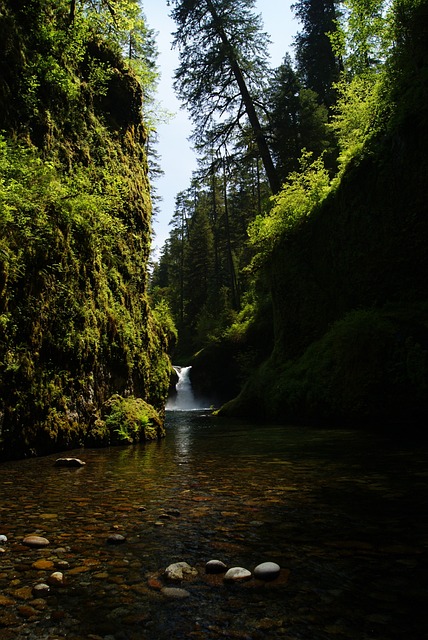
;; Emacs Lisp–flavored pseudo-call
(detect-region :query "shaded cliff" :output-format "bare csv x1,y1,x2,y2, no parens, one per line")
0,1,172,458
220,2,428,428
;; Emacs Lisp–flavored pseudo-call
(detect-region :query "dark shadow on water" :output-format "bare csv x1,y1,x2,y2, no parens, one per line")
0,415,427,638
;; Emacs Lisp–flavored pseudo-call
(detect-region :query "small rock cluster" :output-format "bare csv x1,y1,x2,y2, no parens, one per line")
157,559,281,598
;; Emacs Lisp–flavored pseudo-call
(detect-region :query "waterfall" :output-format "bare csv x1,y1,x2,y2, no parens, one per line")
167,366,197,411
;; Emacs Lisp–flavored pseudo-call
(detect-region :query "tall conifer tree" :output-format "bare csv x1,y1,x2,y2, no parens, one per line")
168,0,281,194
293,0,343,107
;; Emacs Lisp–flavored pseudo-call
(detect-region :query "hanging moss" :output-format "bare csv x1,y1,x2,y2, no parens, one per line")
0,1,173,459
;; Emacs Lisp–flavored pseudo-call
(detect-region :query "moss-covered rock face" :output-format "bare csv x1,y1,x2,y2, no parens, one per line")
0,1,173,459
220,54,428,429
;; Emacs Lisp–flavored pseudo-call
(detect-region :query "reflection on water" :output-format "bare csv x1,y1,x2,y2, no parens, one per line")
0,413,427,639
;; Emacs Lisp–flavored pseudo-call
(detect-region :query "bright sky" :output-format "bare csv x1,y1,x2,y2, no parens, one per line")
141,1,298,256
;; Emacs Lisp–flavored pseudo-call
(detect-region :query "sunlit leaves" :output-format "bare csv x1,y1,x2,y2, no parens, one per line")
328,71,382,167
248,151,331,265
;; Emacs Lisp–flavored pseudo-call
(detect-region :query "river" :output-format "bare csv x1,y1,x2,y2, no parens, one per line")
0,411,427,639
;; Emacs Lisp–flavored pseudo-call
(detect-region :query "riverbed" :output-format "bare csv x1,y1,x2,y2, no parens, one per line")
0,412,427,639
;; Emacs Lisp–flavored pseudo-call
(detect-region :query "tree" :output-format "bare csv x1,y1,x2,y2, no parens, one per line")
337,0,389,75
168,0,281,194
293,0,343,107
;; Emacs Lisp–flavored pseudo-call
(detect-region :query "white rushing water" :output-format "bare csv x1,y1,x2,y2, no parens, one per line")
167,365,198,411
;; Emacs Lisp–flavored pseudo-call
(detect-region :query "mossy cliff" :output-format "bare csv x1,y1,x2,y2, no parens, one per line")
220,6,428,428
0,1,173,459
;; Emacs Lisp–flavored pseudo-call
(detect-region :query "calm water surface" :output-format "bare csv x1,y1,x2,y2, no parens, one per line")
1,412,428,639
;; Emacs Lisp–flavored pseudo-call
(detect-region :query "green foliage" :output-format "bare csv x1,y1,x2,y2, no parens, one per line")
222,306,428,424
0,1,170,458
328,70,383,168
104,394,161,443
248,151,331,263
332,0,390,75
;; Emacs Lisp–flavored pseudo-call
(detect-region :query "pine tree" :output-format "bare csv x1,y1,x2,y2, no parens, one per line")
293,0,343,107
168,0,280,194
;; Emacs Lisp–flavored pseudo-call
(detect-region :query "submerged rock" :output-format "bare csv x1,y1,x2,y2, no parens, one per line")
54,458,86,467
161,586,190,599
22,535,50,548
106,534,126,545
223,567,252,582
48,572,64,586
254,562,281,581
32,583,50,597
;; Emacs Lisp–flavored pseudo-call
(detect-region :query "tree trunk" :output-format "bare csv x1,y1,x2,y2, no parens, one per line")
205,0,281,195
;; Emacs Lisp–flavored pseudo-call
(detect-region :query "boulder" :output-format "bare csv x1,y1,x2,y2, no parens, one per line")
164,562,198,581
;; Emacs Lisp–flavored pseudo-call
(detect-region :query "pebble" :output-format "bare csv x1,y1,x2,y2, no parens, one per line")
32,583,50,597
54,457,86,467
253,562,281,581
223,567,252,582
0,535,7,543
48,572,64,586
32,559,55,570
106,534,126,545
161,587,190,599
164,562,198,581
22,535,50,548
206,559,228,574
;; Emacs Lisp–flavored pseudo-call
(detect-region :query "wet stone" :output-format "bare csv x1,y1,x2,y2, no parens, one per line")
164,562,198,581
48,571,64,586
161,587,190,599
32,583,50,597
253,562,281,581
224,567,252,582
32,559,55,570
206,559,228,574
22,535,50,548
12,586,33,600
17,604,38,619
54,457,86,467
106,534,126,545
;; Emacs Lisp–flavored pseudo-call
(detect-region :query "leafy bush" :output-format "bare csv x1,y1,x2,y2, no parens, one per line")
104,395,162,443
248,150,331,265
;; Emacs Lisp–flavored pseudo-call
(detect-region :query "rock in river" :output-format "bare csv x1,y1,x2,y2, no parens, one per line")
223,567,252,582
32,583,50,597
164,562,198,581
254,562,281,581
206,559,228,574
54,457,86,467
161,587,190,599
106,534,126,545
22,535,50,548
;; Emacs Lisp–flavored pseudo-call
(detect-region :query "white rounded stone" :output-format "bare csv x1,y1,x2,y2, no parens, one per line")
254,562,281,581
223,567,252,582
